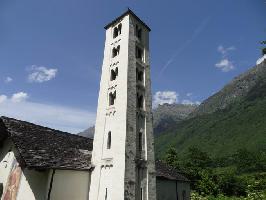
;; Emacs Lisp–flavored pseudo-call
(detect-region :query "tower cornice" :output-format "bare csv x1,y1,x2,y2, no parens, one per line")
104,8,151,31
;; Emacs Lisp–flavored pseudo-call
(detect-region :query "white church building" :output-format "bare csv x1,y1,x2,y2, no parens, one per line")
0,9,190,200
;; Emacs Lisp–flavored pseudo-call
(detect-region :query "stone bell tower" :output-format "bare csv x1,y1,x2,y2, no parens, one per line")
89,9,156,200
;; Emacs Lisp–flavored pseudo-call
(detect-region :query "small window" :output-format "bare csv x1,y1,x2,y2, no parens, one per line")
136,68,144,82
137,93,144,109
110,67,118,81
107,132,111,149
112,45,120,58
109,91,116,106
136,24,142,40
136,46,143,61
118,23,122,35
113,27,118,38
113,23,122,39
105,188,108,200
140,187,143,200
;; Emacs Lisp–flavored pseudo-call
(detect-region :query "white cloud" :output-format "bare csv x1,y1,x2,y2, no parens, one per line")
11,92,29,103
4,77,13,83
153,91,178,107
0,95,7,104
28,65,58,83
0,96,95,133
215,58,235,72
217,45,236,56
215,45,236,72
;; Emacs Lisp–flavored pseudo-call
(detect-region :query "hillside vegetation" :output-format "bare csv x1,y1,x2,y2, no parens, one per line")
156,61,266,158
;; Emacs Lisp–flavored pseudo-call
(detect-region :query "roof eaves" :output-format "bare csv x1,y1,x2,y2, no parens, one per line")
104,8,151,31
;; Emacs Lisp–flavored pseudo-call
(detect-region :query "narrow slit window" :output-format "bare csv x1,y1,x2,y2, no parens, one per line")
110,67,118,81
107,131,111,149
109,91,116,106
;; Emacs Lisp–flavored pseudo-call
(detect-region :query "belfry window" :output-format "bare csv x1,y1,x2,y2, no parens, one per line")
113,23,122,38
107,131,111,149
118,23,122,35
136,46,143,61
109,91,116,106
110,67,118,81
112,45,120,58
136,68,144,82
136,24,142,40
137,93,144,109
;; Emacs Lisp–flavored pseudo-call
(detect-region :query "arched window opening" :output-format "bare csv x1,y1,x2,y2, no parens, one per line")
136,24,142,40
113,27,118,38
136,69,144,82
136,46,143,61
109,91,116,106
112,45,120,58
110,67,118,81
107,132,111,149
137,93,143,109
118,23,122,35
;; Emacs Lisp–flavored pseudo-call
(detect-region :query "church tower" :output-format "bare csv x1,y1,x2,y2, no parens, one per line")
89,9,156,200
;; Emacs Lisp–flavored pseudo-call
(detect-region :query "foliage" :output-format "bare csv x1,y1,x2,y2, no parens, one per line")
163,146,266,199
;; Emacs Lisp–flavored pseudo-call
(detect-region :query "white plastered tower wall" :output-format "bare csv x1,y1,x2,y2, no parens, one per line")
89,10,156,200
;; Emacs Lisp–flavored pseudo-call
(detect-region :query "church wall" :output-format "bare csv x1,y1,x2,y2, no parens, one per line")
0,140,49,200
16,169,49,200
156,178,190,200
50,170,90,200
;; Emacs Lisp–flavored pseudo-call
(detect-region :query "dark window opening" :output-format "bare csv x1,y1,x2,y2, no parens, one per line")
137,93,144,109
110,67,118,81
136,46,143,61
105,188,108,200
107,131,111,149
112,45,120,58
109,91,116,106
136,25,142,40
118,23,122,35
136,68,144,82
113,27,118,38
140,187,143,200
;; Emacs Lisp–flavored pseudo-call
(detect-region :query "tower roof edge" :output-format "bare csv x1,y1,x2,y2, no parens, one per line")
104,8,151,31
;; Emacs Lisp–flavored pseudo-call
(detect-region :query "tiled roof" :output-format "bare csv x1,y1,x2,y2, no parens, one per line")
0,117,93,171
155,160,190,182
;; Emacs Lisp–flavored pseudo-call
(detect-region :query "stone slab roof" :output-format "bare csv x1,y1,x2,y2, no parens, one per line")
0,116,190,181
155,160,190,182
0,116,93,171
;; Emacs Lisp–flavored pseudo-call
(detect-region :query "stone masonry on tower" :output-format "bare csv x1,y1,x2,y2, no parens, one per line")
88,9,157,200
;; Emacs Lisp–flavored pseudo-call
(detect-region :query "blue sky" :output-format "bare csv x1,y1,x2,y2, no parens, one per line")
0,0,265,133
